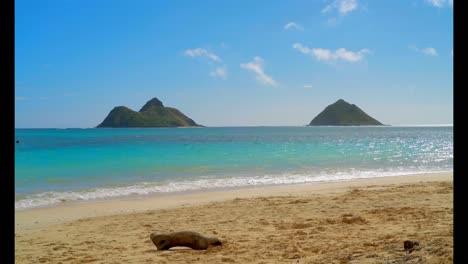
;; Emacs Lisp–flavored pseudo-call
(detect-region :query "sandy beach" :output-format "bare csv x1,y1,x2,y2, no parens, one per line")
15,172,453,263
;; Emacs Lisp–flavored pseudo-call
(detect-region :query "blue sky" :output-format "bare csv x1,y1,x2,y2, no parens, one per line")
15,0,453,127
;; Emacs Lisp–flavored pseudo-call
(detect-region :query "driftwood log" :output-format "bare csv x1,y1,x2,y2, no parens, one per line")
150,231,222,250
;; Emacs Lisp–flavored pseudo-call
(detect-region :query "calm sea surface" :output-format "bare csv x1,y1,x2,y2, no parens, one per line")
15,126,453,209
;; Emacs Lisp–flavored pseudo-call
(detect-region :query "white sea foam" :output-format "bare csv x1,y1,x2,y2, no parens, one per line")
15,168,452,210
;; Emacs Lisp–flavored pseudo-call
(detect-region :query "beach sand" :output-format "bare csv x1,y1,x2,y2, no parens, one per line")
15,172,453,263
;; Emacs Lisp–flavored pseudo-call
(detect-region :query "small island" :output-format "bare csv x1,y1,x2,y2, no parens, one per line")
97,97,201,128
308,99,383,126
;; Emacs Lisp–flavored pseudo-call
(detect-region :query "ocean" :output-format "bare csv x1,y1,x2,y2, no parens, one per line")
15,126,453,210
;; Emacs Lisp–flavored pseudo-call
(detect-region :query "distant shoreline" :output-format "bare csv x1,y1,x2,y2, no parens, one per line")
14,124,453,129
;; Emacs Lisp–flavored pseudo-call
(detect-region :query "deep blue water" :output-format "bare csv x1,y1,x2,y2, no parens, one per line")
15,126,453,209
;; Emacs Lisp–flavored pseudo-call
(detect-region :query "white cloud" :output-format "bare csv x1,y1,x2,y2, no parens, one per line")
322,4,333,13
240,56,278,87
303,84,313,88
184,48,221,62
322,0,358,15
339,0,358,14
293,43,369,62
409,45,438,56
39,97,48,100
185,47,226,78
426,0,444,7
15,97,27,100
210,66,227,79
425,0,452,7
422,47,438,56
284,22,303,30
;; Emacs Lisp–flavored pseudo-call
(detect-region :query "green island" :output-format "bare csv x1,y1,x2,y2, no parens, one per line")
309,99,383,126
97,98,201,127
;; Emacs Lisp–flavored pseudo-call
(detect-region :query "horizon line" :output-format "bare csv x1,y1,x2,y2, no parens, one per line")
15,124,453,129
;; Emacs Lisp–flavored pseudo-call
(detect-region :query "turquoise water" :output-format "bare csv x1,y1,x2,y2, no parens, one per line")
15,126,453,209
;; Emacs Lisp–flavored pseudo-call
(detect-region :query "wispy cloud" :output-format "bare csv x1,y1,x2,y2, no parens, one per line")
185,47,226,78
322,0,358,15
240,56,278,87
15,97,27,101
210,66,228,79
425,0,452,8
426,0,444,7
39,97,48,100
284,22,303,30
293,43,369,63
184,48,221,62
422,47,438,56
409,45,438,56
303,84,314,88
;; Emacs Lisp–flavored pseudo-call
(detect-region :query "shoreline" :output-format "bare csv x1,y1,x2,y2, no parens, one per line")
15,171,452,233
15,169,453,211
